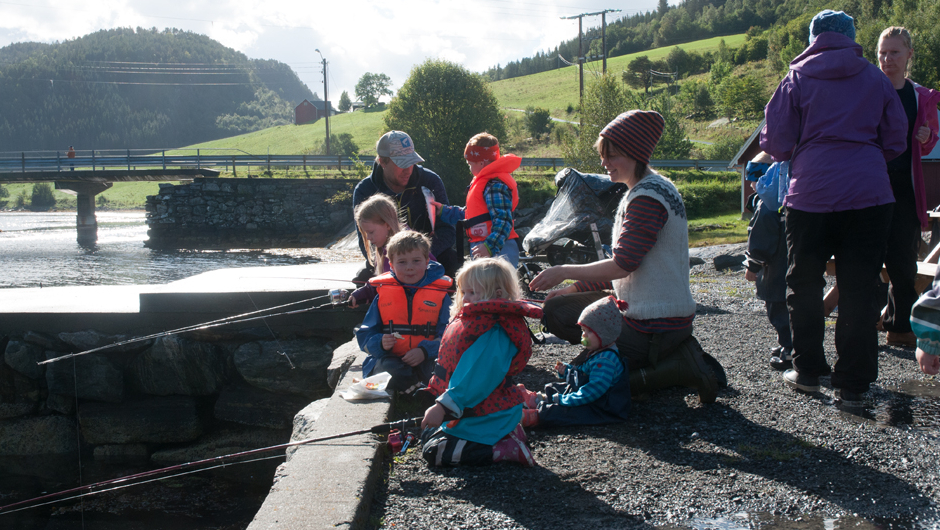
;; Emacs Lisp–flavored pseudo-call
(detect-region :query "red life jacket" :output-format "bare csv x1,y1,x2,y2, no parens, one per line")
370,272,453,356
427,299,543,417
464,155,521,243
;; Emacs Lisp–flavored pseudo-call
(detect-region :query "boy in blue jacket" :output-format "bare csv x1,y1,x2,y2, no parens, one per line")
356,230,453,393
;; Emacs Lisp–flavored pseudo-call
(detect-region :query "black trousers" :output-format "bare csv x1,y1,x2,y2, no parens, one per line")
882,170,921,333
786,204,893,393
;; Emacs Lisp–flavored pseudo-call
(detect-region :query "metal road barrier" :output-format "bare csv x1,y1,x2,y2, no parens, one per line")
0,149,732,176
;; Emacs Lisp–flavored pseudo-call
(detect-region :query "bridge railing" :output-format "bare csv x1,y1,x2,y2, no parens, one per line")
0,149,733,174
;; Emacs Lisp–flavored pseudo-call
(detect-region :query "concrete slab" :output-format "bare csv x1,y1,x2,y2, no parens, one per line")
248,341,392,530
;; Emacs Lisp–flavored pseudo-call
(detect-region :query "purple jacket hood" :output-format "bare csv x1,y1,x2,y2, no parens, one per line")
790,32,869,80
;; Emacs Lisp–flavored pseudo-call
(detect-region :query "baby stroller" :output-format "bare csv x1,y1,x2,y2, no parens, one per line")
518,167,627,292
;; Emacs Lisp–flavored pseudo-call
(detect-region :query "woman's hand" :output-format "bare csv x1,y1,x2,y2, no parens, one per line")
745,270,757,282
528,265,569,292
916,125,931,144
421,402,446,429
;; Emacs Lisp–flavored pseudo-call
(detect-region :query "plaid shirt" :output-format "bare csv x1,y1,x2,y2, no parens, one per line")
482,180,514,255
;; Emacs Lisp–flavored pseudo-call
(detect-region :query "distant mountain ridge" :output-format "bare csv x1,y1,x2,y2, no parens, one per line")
0,27,316,151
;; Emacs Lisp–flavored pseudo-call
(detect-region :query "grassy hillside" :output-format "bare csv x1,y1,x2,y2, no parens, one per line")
167,107,389,156
489,34,747,116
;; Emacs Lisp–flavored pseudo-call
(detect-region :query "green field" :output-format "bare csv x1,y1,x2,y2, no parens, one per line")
489,34,747,117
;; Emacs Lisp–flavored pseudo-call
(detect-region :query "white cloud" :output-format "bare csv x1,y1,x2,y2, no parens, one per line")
0,0,660,103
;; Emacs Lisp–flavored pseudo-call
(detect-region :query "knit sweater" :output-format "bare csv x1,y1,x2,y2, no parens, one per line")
612,171,696,320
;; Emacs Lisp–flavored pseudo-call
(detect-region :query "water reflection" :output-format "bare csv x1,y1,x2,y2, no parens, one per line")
0,212,361,289
835,379,940,432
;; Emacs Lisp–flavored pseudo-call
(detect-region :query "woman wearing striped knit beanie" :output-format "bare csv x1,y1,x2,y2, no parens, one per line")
529,110,721,404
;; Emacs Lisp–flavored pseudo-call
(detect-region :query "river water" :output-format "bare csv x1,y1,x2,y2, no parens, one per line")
0,211,361,289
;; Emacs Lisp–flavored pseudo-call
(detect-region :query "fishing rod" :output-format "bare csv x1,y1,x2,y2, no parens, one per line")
0,416,423,516
40,293,340,366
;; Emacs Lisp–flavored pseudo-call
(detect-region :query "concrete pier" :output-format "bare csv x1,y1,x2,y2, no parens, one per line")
55,181,112,244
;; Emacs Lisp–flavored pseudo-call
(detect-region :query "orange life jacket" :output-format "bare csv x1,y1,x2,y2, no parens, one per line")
427,300,543,417
370,272,452,356
464,155,521,243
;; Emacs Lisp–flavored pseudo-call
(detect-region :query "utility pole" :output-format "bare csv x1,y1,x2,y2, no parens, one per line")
561,9,622,105
315,48,330,156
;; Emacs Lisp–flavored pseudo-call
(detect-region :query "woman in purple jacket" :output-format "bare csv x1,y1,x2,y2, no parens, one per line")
876,26,940,348
761,10,908,405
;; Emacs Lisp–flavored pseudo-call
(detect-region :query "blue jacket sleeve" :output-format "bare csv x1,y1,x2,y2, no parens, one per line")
355,296,388,359
555,350,622,407
417,293,452,361
439,204,466,225
436,325,517,417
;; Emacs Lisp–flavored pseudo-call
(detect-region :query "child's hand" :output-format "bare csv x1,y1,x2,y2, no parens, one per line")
745,270,757,282
381,334,398,351
421,402,446,430
555,361,565,375
471,244,492,259
916,348,940,375
401,348,426,367
430,200,444,217
348,295,358,308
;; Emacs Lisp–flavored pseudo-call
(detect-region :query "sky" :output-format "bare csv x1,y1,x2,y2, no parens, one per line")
0,0,662,104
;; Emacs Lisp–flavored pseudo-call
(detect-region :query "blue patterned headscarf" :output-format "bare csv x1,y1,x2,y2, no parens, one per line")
809,10,856,44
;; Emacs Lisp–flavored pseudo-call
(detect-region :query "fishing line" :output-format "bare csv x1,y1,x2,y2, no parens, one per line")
40,293,334,366
71,355,85,529
246,291,296,369
0,417,421,515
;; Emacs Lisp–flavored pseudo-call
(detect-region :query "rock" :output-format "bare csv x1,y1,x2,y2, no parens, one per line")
690,256,706,267
0,402,37,419
93,444,150,463
79,396,205,444
517,207,536,218
23,331,68,351
4,340,45,379
46,393,75,415
128,336,225,396
0,415,77,455
287,398,330,459
327,341,359,389
58,330,110,351
45,351,124,403
234,339,334,397
150,428,289,465
214,385,311,429
714,254,745,271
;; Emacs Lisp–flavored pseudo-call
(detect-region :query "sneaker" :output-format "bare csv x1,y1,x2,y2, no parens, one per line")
782,369,820,393
769,347,793,371
518,385,543,409
886,331,917,348
835,388,866,407
492,424,535,466
522,408,540,428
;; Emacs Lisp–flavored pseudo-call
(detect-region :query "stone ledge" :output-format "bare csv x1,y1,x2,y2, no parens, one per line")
248,341,390,530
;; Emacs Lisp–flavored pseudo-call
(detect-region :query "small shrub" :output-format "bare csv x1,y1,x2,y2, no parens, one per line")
703,136,744,161
524,106,553,139
30,183,56,211
676,179,740,219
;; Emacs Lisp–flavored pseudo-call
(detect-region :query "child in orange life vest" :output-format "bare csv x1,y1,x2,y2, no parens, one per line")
520,295,631,428
355,231,453,393
420,258,542,466
433,133,522,267
348,195,403,308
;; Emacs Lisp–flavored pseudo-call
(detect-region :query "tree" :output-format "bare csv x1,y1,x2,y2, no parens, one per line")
714,75,767,119
385,59,505,202
623,56,653,92
648,95,693,160
524,106,553,138
30,183,56,211
322,133,359,156
338,91,352,112
355,73,393,108
563,73,637,173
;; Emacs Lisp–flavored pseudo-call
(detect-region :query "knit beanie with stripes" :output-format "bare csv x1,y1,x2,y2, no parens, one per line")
599,110,665,166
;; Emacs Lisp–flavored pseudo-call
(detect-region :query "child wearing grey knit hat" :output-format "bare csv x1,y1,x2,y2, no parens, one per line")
521,296,632,428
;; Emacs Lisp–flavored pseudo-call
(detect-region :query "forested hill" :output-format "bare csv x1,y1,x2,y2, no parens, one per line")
0,27,316,151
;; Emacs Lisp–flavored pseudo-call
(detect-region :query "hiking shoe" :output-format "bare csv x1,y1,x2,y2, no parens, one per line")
886,331,917,348
835,389,866,407
492,424,535,466
782,369,819,393
769,347,793,371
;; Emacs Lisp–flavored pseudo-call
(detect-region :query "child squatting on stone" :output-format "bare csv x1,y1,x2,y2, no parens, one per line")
433,132,523,267
355,230,453,393
910,266,940,375
348,194,404,308
520,295,632,428
420,258,543,466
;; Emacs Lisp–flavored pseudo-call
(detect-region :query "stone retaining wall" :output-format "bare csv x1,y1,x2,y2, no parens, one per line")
145,178,358,249
0,329,347,471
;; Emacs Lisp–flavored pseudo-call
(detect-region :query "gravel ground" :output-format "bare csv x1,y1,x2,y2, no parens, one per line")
369,244,940,530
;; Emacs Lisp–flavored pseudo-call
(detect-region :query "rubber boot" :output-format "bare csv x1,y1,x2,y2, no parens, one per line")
629,336,719,404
